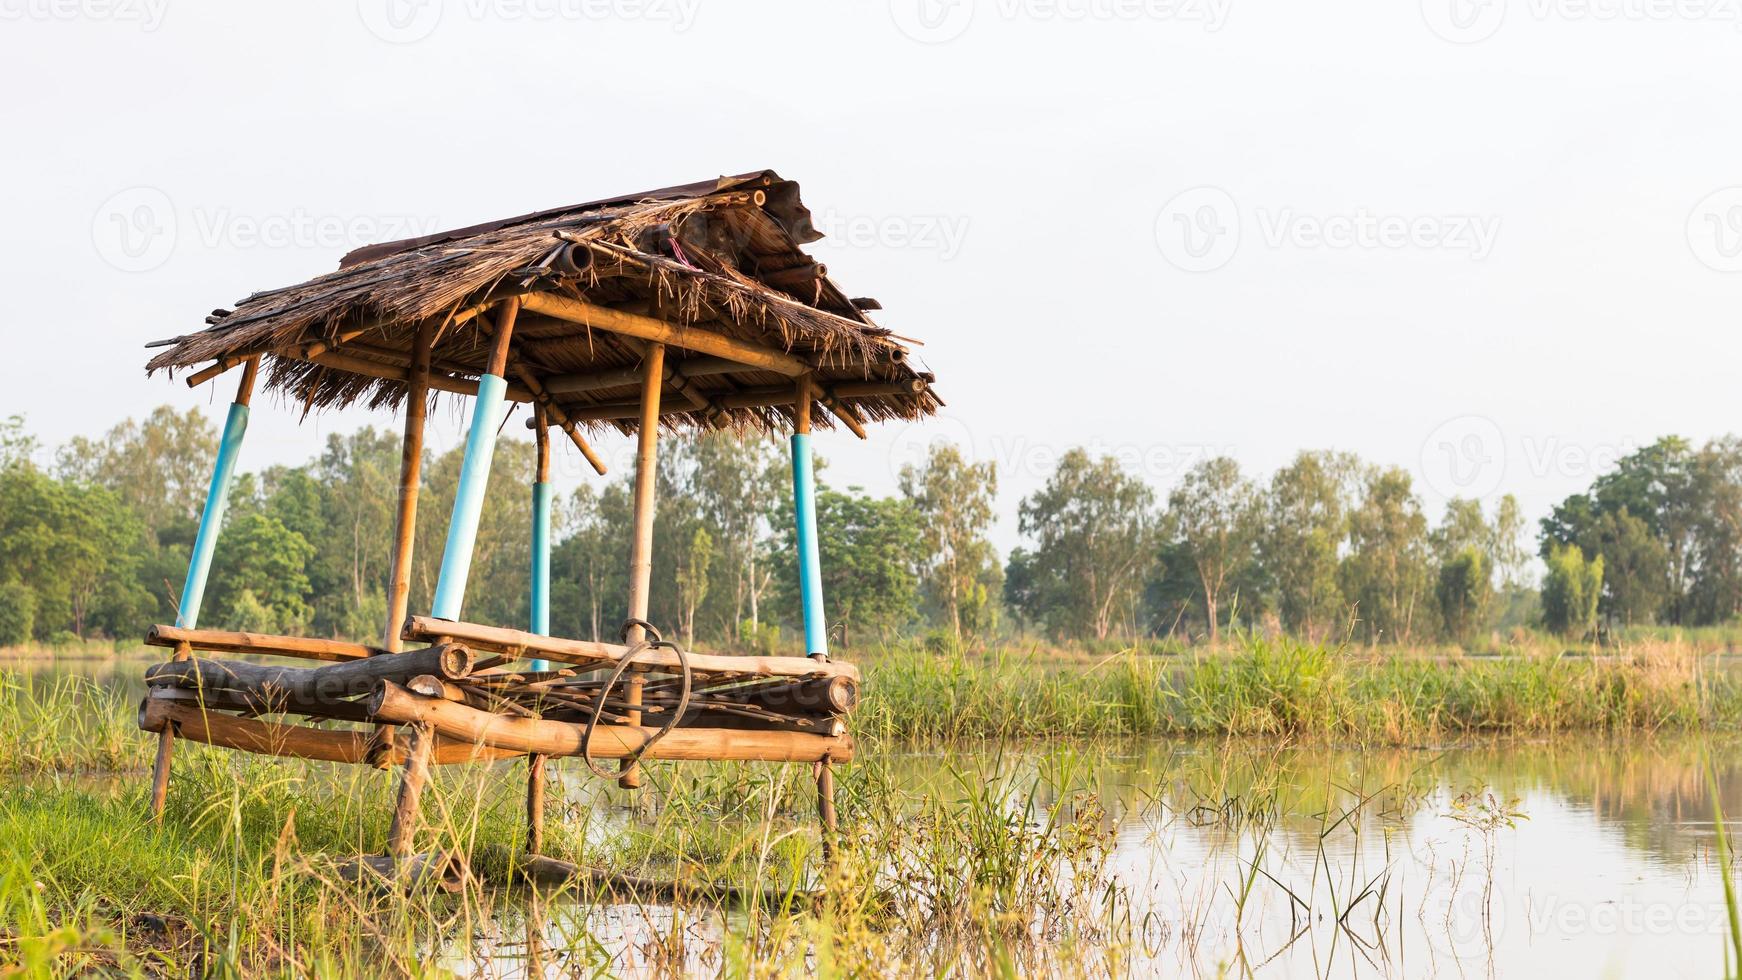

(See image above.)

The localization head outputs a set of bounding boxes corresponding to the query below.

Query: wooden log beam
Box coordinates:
[541,357,745,397]
[145,645,474,702]
[333,851,470,894]
[519,293,811,376]
[538,379,925,424]
[145,624,378,662]
[401,616,859,682]
[295,349,536,402]
[148,685,377,724]
[368,681,856,763]
[514,855,813,907]
[137,698,520,766]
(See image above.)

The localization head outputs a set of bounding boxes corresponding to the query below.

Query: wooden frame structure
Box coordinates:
[137,172,937,878]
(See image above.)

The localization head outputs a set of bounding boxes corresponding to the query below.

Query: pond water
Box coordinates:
[13,657,1742,977]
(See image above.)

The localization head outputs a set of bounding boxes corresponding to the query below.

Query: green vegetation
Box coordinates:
[6,410,1742,655]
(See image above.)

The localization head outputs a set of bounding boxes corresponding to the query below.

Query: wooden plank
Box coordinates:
[137,697,521,766]
[145,624,378,662]
[519,293,811,376]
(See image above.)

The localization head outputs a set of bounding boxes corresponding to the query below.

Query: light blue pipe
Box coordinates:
[431,373,508,620]
[790,433,828,657]
[177,401,249,629]
[529,479,552,671]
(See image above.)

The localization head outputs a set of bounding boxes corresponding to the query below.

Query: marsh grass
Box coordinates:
[859,634,1742,741]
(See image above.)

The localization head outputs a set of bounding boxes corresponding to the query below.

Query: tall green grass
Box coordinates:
[858,635,1742,741]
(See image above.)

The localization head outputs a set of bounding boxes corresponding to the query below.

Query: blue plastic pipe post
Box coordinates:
[791,431,828,658]
[177,374,254,629]
[431,372,509,620]
[529,478,553,671]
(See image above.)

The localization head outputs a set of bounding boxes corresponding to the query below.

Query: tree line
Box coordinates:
[2,408,1737,649]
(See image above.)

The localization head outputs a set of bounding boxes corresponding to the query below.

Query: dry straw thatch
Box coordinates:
[146,171,939,434]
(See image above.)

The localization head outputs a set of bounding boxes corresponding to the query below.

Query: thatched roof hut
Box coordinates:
[146,170,939,435]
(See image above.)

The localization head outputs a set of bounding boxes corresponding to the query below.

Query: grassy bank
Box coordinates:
[5,636,1740,776]
[861,635,1742,741]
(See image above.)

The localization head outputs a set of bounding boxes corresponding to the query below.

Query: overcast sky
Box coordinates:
[3,0,1739,555]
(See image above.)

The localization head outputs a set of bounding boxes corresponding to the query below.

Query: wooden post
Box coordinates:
[526,408,552,851]
[383,322,433,651]
[620,343,664,790]
[815,760,838,866]
[791,379,829,659]
[526,754,547,855]
[387,723,435,858]
[150,359,256,821]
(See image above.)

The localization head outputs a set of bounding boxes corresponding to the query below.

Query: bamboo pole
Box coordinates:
[150,359,257,821]
[384,321,433,651]
[620,343,664,789]
[542,356,743,396]
[369,681,856,762]
[526,409,552,849]
[137,697,521,766]
[539,380,923,424]
[511,362,607,476]
[145,624,377,662]
[519,293,811,376]
[815,761,838,864]
[400,616,860,681]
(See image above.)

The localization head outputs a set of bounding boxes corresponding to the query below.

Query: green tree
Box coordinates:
[57,406,215,536]
[1436,546,1493,644]
[900,443,1001,644]
[778,486,923,647]
[1542,544,1603,638]
[1168,456,1259,642]
[674,525,714,645]
[1340,467,1433,644]
[1012,449,1156,641]
[207,512,315,633]
[686,433,785,634]
[1260,451,1359,641]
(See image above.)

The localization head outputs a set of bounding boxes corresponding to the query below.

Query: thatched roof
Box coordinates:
[146,171,939,435]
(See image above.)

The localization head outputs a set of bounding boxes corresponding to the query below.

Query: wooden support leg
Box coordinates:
[526,754,547,855]
[387,723,435,858]
[147,640,193,821]
[815,760,838,866]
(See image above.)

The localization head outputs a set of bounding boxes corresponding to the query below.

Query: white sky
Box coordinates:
[4,0,1740,555]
